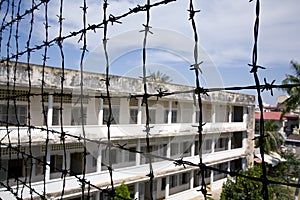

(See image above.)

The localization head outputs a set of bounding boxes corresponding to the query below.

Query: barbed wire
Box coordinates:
[0,0,299,199]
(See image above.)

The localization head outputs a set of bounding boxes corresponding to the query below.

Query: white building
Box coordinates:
[0,61,255,200]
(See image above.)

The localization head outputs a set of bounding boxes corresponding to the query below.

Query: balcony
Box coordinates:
[0,122,247,144]
[0,148,245,199]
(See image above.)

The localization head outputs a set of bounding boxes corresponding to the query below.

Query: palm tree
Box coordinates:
[148,70,172,83]
[255,120,283,154]
[281,60,300,117]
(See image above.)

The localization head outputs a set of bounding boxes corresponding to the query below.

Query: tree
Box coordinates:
[281,60,300,117]
[148,70,172,83]
[255,120,284,154]
[114,182,131,200]
[220,165,293,200]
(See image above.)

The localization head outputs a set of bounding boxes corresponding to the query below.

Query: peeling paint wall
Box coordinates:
[0,61,255,105]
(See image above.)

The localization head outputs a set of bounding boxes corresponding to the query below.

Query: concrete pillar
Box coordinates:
[210,169,214,190]
[242,158,247,171]
[98,99,103,125]
[243,106,248,123]
[212,104,216,123]
[95,191,101,200]
[137,99,142,125]
[65,152,71,172]
[211,137,215,153]
[191,139,195,157]
[136,139,141,166]
[192,104,197,124]
[167,138,171,158]
[228,133,232,150]
[190,170,194,189]
[45,144,51,181]
[229,106,232,123]
[227,161,231,178]
[47,94,53,126]
[134,183,139,200]
[168,101,172,124]
[165,176,170,198]
[97,143,102,172]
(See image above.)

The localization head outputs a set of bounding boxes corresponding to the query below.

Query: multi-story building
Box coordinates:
[0,61,255,200]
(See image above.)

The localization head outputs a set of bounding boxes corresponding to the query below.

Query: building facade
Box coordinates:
[0,62,255,200]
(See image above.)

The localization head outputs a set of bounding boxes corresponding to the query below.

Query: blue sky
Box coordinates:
[1,0,300,105]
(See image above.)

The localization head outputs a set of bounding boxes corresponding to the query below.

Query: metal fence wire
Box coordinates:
[0,0,300,200]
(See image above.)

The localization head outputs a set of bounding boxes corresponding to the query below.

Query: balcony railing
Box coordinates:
[0,122,247,144]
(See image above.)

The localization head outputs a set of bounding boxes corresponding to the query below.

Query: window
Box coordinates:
[71,107,87,125]
[130,109,138,124]
[215,138,228,152]
[204,139,212,153]
[164,110,177,123]
[103,107,119,124]
[149,109,156,124]
[50,155,63,173]
[129,147,136,162]
[233,106,243,122]
[8,159,24,179]
[35,156,45,175]
[70,152,83,175]
[161,177,166,191]
[182,141,190,155]
[180,172,189,184]
[170,175,177,188]
[0,104,27,126]
[158,144,167,157]
[231,132,243,149]
[171,143,179,157]
[204,104,212,123]
[43,106,60,125]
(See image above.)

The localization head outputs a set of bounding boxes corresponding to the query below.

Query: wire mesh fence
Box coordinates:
[0,0,300,199]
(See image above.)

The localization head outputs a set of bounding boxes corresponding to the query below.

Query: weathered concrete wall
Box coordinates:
[0,61,255,105]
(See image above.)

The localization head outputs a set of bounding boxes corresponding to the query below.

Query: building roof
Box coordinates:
[255,111,298,121]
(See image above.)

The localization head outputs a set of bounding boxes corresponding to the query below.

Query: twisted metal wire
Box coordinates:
[0,0,299,200]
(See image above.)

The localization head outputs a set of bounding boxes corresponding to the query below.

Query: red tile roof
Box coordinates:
[255,111,298,120]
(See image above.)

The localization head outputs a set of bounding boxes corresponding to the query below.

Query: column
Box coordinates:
[227,161,231,178]
[96,143,102,172]
[95,192,101,200]
[228,133,232,150]
[47,94,53,126]
[168,101,172,124]
[165,176,170,198]
[98,99,103,125]
[212,104,216,123]
[242,158,247,171]
[211,137,215,153]
[190,139,195,157]
[210,169,214,191]
[137,99,142,125]
[45,144,51,181]
[229,106,232,123]
[134,183,139,200]
[192,103,197,124]
[136,139,141,166]
[190,170,194,189]
[167,138,171,158]
[243,106,248,123]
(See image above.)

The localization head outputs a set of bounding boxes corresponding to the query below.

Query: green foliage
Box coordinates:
[255,120,284,154]
[114,182,131,200]
[281,60,300,118]
[148,70,172,83]
[220,165,293,200]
